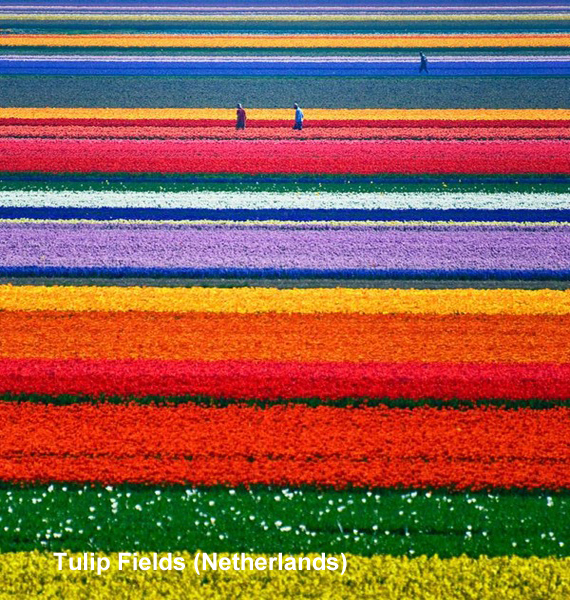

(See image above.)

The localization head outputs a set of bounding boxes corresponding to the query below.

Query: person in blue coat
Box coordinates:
[236,103,247,130]
[419,52,429,74]
[293,103,304,130]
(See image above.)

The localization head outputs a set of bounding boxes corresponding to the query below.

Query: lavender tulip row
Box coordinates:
[1,222,569,277]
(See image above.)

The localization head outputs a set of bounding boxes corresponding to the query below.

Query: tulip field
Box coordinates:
[1,1,570,597]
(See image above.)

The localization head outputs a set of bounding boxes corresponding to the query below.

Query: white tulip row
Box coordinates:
[1,190,569,210]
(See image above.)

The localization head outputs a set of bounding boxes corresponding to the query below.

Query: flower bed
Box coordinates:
[1,4,569,597]
[4,125,570,140]
[2,359,570,402]
[2,138,570,174]
[0,404,568,488]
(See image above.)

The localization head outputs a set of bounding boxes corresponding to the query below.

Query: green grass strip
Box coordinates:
[2,393,569,410]
[4,20,570,34]
[3,75,566,109]
[0,484,567,557]
[0,176,569,195]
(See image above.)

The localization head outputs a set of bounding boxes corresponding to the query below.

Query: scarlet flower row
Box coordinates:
[0,119,568,129]
[2,126,568,141]
[1,359,570,401]
[0,404,568,488]
[1,138,569,174]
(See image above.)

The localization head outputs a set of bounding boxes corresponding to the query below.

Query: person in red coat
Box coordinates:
[236,103,247,130]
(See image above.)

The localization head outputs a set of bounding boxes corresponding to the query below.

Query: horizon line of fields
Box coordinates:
[2,5,569,13]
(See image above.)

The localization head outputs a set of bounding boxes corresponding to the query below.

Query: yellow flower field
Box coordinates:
[2,285,570,315]
[2,107,569,121]
[0,553,568,599]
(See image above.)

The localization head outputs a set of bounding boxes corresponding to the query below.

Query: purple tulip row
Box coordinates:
[1,222,569,272]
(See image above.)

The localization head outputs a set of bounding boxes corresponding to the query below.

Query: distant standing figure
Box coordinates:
[419,52,429,74]
[293,103,304,130]
[236,103,247,130]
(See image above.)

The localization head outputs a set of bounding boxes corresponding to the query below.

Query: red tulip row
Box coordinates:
[0,403,568,488]
[1,119,568,129]
[1,359,569,401]
[1,138,569,174]
[2,126,568,141]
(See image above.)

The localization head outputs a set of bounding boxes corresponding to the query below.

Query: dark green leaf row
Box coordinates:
[4,19,570,34]
[1,394,569,409]
[2,76,567,109]
[0,484,568,557]
[0,177,568,195]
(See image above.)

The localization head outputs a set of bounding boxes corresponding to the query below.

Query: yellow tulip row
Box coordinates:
[2,285,569,315]
[2,107,569,121]
[0,552,568,599]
